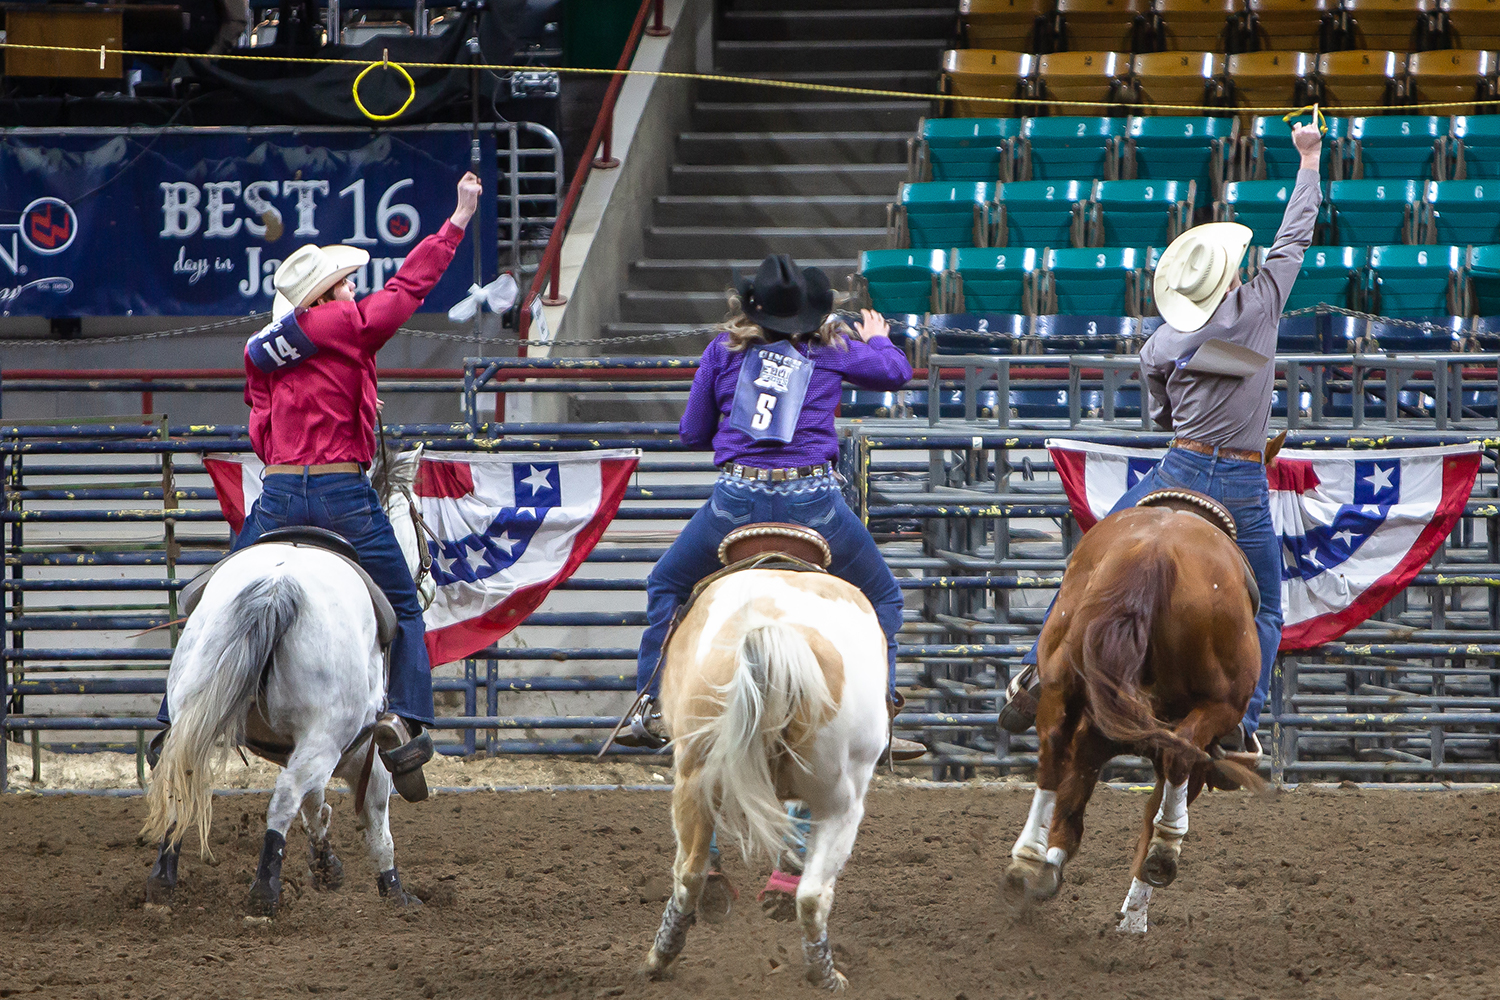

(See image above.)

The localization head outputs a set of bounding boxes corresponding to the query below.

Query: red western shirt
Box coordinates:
[245,220,465,466]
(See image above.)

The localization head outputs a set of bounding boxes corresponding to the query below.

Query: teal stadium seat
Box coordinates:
[1469,245,1500,317]
[1245,116,1346,179]
[995,180,1088,248]
[1342,116,1448,180]
[952,246,1040,314]
[1217,180,1300,248]
[1424,180,1500,245]
[1019,117,1125,181]
[1365,244,1465,319]
[1088,179,1195,247]
[1120,116,1236,200]
[1452,116,1500,180]
[894,182,995,250]
[1286,245,1368,312]
[1328,179,1422,245]
[1041,247,1145,316]
[859,249,946,314]
[915,118,1022,182]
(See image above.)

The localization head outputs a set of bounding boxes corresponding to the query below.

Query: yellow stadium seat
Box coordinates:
[1406,49,1497,116]
[1054,0,1153,53]
[1036,51,1131,115]
[1245,0,1340,51]
[943,50,1037,118]
[1315,49,1407,111]
[1129,51,1228,112]
[1147,0,1241,52]
[1225,51,1317,122]
[962,0,1056,53]
[1436,0,1500,51]
[1339,0,1439,51]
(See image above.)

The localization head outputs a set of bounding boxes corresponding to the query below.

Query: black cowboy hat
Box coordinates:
[734,254,834,336]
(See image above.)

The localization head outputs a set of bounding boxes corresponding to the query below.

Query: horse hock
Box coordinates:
[247,830,287,917]
[1142,779,1189,889]
[1006,789,1064,901]
[643,896,696,979]
[144,837,181,904]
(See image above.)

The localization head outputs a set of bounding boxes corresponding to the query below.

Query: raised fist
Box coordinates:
[1291,122,1322,156]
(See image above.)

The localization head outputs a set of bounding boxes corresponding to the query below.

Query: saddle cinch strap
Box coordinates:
[1136,489,1261,615]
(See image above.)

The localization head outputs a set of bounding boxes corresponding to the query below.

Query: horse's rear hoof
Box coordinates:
[311,844,344,892]
[247,877,281,917]
[144,877,175,906]
[699,871,734,925]
[1142,848,1178,888]
[807,967,849,991]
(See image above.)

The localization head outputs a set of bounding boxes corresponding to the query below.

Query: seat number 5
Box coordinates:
[751,392,777,430]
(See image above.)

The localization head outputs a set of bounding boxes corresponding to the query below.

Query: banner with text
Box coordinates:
[0,127,497,317]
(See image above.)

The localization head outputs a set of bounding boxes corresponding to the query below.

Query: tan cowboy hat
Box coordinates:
[271,244,370,314]
[1152,222,1253,333]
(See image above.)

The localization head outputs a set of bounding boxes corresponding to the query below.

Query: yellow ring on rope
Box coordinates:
[1282,102,1329,135]
[352,58,416,122]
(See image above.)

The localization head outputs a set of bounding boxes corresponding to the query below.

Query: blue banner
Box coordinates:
[0,126,499,317]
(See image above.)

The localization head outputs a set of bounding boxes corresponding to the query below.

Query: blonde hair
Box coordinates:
[722,289,853,352]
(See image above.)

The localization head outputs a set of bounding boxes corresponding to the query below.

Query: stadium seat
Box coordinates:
[1436,0,1500,50]
[1327,178,1422,244]
[1225,52,1317,124]
[926,312,1031,354]
[1365,244,1465,320]
[1469,244,1500,319]
[951,246,1042,314]
[1127,53,1228,120]
[1404,50,1496,118]
[1218,179,1303,246]
[1362,314,1466,352]
[961,0,1056,53]
[1018,116,1125,179]
[1340,116,1449,180]
[1032,313,1139,353]
[913,118,1023,183]
[1451,115,1500,179]
[1040,246,1146,315]
[995,179,1089,246]
[1283,245,1369,312]
[1143,0,1240,52]
[1034,51,1131,115]
[1313,50,1406,110]
[892,182,997,250]
[1337,0,1438,51]
[1243,0,1341,50]
[1423,179,1500,244]
[1119,114,1235,198]
[1275,313,1337,351]
[943,50,1037,118]
[841,389,905,418]
[1052,0,1153,52]
[1242,113,1344,178]
[858,249,947,314]
[1088,179,1196,246]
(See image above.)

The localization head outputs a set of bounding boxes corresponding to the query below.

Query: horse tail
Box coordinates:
[1080,545,1209,763]
[142,573,304,857]
[680,619,835,868]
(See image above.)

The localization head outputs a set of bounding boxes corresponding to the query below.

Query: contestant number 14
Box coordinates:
[338,178,420,247]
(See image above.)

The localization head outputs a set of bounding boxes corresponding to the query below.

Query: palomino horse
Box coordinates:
[640,531,889,990]
[141,447,432,916]
[1004,492,1267,933]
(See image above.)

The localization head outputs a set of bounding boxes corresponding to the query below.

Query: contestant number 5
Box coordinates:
[751,393,777,430]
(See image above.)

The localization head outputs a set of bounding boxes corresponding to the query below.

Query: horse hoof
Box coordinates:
[143,877,175,906]
[312,851,344,892]
[640,954,675,981]
[247,877,281,917]
[808,967,849,991]
[1004,859,1060,902]
[1030,862,1063,901]
[700,872,734,925]
[1116,909,1149,934]
[1142,848,1178,889]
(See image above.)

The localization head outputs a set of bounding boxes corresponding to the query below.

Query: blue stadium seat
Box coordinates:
[1088,179,1195,247]
[1276,314,1334,353]
[1244,115,1346,179]
[951,246,1039,315]
[1365,244,1466,322]
[895,182,996,250]
[1019,117,1125,181]
[995,180,1087,248]
[1362,315,1467,353]
[1041,247,1145,316]
[1452,115,1500,180]
[1328,179,1422,245]
[1469,244,1500,321]
[841,389,904,417]
[879,313,925,350]
[1424,180,1500,245]
[1218,179,1301,248]
[927,312,1028,355]
[1342,116,1449,180]
[916,118,1022,182]
[1076,385,1143,419]
[1121,116,1236,199]
[1032,314,1137,353]
[859,249,946,314]
[1009,387,1071,419]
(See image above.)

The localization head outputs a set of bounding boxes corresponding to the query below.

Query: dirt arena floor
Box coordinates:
[6,765,1500,1000]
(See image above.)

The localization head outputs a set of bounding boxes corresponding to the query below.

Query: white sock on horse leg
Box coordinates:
[1013,788,1056,864]
[1117,877,1153,934]
[1153,779,1189,841]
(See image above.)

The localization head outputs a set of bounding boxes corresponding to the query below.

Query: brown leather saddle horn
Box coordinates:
[717,523,832,568]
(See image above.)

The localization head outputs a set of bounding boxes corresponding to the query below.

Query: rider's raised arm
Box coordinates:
[1240,124,1323,337]
[679,336,728,448]
[837,309,914,390]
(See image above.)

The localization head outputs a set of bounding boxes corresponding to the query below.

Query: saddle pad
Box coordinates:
[717,523,832,568]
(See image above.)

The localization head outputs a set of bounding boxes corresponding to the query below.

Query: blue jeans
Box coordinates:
[1022,447,1282,735]
[636,475,904,699]
[158,471,434,727]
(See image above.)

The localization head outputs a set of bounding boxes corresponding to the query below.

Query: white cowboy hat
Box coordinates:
[1152,222,1253,333]
[271,244,370,315]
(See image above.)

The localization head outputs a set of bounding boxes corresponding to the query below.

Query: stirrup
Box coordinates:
[613,698,668,750]
[998,663,1041,734]
[146,728,168,770]
[374,717,433,803]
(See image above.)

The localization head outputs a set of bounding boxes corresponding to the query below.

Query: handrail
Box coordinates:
[516,0,668,349]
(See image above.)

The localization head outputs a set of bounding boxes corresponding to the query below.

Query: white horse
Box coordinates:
[141,447,433,916]
[641,567,888,990]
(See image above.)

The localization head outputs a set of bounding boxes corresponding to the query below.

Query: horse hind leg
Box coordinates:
[642,779,714,980]
[352,758,418,907]
[299,791,343,891]
[144,829,181,905]
[1141,704,1238,892]
[797,788,865,991]
[248,739,341,917]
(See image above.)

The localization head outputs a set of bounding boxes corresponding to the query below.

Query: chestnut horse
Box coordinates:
[1004,499,1267,933]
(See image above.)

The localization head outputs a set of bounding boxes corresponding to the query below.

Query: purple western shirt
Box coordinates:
[680,331,913,468]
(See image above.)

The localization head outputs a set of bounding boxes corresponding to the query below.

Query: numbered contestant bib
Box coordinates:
[727,339,815,444]
[246,312,320,374]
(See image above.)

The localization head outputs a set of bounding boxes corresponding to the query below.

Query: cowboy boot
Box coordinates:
[998,663,1041,733]
[373,714,433,803]
[888,692,927,762]
[613,695,669,750]
[1216,721,1264,770]
[145,728,169,769]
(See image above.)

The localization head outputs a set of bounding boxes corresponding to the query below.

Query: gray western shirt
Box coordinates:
[1139,168,1323,453]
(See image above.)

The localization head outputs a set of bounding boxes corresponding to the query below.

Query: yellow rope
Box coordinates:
[4,40,1500,116]
[1282,102,1329,134]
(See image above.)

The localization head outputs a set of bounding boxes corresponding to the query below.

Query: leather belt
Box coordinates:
[264,462,362,475]
[1170,437,1264,464]
[720,461,833,483]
